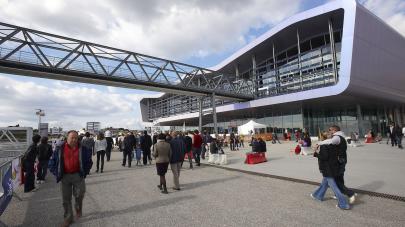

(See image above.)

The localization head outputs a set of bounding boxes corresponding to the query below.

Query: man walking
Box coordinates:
[183,132,193,169]
[318,125,357,204]
[49,131,92,227]
[105,131,114,161]
[141,130,153,165]
[122,131,136,167]
[169,131,185,190]
[192,130,203,166]
[36,136,53,184]
[389,123,397,147]
[394,124,403,149]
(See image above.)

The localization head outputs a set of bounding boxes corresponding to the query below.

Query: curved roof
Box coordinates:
[210,0,355,73]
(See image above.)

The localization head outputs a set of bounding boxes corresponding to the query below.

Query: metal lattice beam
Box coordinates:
[0,22,254,101]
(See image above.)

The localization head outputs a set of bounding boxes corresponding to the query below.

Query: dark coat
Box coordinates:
[258,140,267,152]
[251,141,260,152]
[210,141,219,154]
[124,135,136,152]
[169,137,186,163]
[141,134,153,151]
[48,142,93,183]
[317,144,339,177]
[23,143,38,171]
[106,137,114,150]
[184,136,192,152]
[38,143,53,161]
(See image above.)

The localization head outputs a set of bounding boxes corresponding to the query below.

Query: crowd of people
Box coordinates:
[19,122,405,226]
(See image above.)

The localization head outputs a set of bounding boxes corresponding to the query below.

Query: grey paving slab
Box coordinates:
[203,141,405,197]
[1,151,405,227]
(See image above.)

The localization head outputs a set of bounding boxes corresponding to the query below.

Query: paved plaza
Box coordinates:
[1,144,405,227]
[203,141,405,197]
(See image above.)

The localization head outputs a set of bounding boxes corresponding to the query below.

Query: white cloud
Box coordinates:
[0,74,151,130]
[0,0,302,60]
[360,0,405,36]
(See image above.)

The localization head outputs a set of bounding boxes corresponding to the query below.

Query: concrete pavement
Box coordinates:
[1,150,404,227]
[203,141,405,197]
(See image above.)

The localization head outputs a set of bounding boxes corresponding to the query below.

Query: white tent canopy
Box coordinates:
[237,120,267,135]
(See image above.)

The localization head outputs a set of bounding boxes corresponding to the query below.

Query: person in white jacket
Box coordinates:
[94,132,107,173]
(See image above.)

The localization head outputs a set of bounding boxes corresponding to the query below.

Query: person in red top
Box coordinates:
[49,130,93,227]
[192,130,203,166]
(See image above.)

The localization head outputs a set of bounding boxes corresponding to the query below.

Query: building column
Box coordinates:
[328,18,338,83]
[297,28,303,90]
[272,43,279,94]
[235,64,239,81]
[356,104,363,136]
[198,97,203,133]
[394,106,402,126]
[377,108,382,133]
[212,93,218,134]
[252,55,257,97]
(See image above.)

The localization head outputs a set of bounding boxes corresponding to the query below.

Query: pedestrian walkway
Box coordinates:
[203,141,405,197]
[1,151,405,226]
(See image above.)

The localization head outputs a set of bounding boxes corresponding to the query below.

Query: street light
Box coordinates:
[35,109,45,131]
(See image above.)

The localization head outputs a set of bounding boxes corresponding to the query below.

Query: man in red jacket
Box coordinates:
[192,130,203,166]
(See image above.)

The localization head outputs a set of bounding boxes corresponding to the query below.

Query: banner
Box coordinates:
[0,166,13,216]
[11,158,22,188]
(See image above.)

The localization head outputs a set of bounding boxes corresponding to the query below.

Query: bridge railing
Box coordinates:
[0,22,254,100]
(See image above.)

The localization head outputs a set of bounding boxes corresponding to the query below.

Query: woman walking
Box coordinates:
[153,133,172,194]
[311,132,350,210]
[95,132,107,173]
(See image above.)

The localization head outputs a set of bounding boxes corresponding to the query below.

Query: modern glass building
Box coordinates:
[141,0,405,136]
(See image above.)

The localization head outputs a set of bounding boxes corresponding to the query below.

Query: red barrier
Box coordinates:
[245,152,267,164]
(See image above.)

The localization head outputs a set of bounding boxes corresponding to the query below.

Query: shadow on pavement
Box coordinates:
[180,176,240,191]
[86,177,128,186]
[78,195,196,224]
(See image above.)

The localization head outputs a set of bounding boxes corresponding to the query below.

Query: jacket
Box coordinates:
[95,139,107,152]
[258,140,267,152]
[141,134,153,151]
[37,143,53,161]
[317,144,339,177]
[81,137,95,152]
[251,141,259,152]
[124,135,136,151]
[23,143,38,171]
[153,140,172,163]
[106,137,114,149]
[170,137,185,163]
[193,134,202,148]
[48,142,93,183]
[184,136,192,152]
[210,141,218,154]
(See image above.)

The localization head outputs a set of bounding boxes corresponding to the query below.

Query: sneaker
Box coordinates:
[336,205,350,210]
[310,193,317,201]
[331,196,337,200]
[36,180,40,184]
[161,190,168,194]
[157,185,163,190]
[349,193,358,204]
[172,187,181,191]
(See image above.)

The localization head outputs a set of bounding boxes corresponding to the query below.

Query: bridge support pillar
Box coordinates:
[212,93,217,134]
[199,97,203,133]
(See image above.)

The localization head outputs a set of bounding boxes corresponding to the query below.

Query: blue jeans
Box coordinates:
[312,177,350,209]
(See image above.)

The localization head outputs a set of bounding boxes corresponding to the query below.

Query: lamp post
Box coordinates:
[35,109,45,133]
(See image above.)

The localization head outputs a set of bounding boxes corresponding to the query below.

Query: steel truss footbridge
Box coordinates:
[0,22,254,101]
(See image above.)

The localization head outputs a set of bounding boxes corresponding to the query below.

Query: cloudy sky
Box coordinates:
[0,0,404,130]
